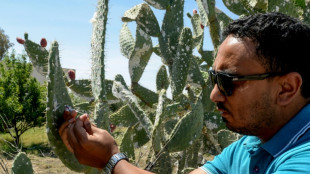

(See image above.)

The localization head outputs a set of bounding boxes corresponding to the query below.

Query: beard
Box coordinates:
[224,92,276,136]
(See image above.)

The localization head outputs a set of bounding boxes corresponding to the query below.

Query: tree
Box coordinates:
[0,28,13,60]
[0,52,46,146]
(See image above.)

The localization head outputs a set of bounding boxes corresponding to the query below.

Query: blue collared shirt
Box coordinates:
[201,104,310,174]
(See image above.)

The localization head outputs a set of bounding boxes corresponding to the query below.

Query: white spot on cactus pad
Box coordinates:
[129,43,151,76]
[205,121,218,130]
[137,125,143,131]
[275,6,279,12]
[201,0,209,14]
[162,31,166,37]
[138,28,148,39]
[145,0,162,9]
[53,99,58,111]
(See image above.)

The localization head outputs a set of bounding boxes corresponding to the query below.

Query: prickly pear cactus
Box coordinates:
[90,0,111,129]
[21,1,111,173]
[17,33,49,77]
[11,152,34,174]
[222,0,310,26]
[46,41,97,173]
[44,0,111,172]
[116,0,235,172]
[22,0,310,173]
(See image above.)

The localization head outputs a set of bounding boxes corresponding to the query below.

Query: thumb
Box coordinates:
[76,114,94,135]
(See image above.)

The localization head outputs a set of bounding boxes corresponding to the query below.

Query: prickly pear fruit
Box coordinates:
[110,124,116,132]
[200,24,204,29]
[68,70,76,80]
[16,37,25,44]
[193,9,197,14]
[40,38,47,47]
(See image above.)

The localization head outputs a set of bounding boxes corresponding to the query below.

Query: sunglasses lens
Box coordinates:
[217,73,234,96]
[208,71,234,96]
[208,71,216,87]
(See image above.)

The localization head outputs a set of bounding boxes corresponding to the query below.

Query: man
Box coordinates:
[60,12,310,173]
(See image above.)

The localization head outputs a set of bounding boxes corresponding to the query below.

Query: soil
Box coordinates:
[4,154,79,174]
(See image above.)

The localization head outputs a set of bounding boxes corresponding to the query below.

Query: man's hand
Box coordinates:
[59,106,77,153]
[59,110,119,169]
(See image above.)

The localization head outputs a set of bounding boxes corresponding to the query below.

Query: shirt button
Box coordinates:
[254,166,259,173]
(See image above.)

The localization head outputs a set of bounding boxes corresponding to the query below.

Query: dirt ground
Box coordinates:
[3,154,80,174]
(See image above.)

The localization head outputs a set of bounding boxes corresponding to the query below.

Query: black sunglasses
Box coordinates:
[208,70,282,96]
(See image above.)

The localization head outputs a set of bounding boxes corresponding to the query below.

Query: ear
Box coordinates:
[277,72,302,106]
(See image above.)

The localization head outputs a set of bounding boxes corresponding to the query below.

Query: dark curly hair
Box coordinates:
[223,12,310,98]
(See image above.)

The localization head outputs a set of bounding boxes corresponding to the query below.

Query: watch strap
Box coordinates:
[103,152,128,174]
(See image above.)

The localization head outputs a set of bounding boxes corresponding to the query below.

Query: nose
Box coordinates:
[210,84,226,103]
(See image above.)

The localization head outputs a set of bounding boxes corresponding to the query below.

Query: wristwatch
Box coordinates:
[103,152,129,174]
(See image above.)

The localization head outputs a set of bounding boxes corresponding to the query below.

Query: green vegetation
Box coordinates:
[0,52,46,147]
[0,28,13,60]
[13,0,310,173]
[0,126,49,157]
[11,152,34,174]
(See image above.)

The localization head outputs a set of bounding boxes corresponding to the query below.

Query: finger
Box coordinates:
[67,122,81,152]
[79,114,93,135]
[73,116,89,143]
[61,127,74,153]
[59,118,76,136]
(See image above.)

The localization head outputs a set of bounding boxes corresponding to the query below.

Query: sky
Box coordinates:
[0,0,238,91]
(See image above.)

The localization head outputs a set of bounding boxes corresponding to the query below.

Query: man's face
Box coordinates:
[210,35,278,137]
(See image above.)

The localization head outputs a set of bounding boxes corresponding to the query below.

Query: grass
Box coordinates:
[0,126,51,157]
[0,125,214,173]
[21,126,48,147]
[0,125,80,173]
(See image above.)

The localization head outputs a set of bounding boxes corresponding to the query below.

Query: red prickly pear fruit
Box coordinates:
[16,37,25,44]
[110,124,116,132]
[193,9,197,15]
[40,38,47,47]
[200,24,204,29]
[68,70,76,80]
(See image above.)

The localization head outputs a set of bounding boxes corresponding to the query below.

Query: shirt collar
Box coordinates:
[262,104,310,158]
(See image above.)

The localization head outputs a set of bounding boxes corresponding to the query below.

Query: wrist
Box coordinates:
[103,152,128,174]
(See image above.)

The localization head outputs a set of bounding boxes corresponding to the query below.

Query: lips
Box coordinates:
[216,102,231,122]
[216,103,229,113]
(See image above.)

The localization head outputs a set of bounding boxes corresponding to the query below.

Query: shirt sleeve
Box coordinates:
[200,136,247,174]
[200,149,229,174]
